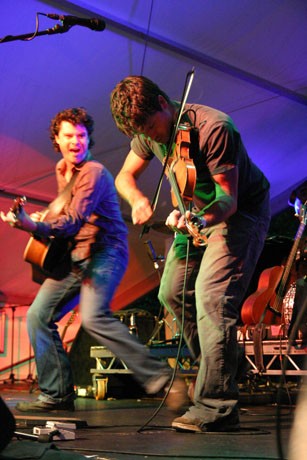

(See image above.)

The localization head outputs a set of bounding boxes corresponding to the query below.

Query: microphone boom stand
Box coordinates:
[0,24,71,44]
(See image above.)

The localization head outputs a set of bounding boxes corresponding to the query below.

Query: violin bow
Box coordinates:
[140,68,195,239]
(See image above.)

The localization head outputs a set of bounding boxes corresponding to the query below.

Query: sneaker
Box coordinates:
[172,411,240,433]
[164,377,188,411]
[15,399,75,413]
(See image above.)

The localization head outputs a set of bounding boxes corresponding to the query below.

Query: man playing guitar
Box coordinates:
[1,107,183,412]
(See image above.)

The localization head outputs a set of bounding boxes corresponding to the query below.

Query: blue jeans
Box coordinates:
[27,243,170,403]
[158,197,271,424]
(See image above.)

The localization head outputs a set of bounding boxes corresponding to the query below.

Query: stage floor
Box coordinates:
[0,383,298,460]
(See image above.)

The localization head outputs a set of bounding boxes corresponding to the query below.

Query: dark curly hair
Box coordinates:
[49,107,95,153]
[110,76,170,137]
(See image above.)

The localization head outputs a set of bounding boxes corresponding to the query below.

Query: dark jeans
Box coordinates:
[159,197,271,424]
[27,244,170,403]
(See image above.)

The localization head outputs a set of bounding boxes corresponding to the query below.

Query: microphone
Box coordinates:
[144,240,158,263]
[46,14,105,31]
[144,240,163,270]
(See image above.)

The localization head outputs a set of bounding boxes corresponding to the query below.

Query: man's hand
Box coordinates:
[165,209,187,234]
[131,196,153,225]
[1,210,18,227]
[165,210,207,235]
[1,207,37,233]
[30,211,44,222]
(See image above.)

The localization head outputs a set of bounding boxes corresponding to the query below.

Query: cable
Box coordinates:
[275,292,307,460]
[140,0,154,75]
[21,12,40,41]
[137,236,192,432]
[60,445,283,459]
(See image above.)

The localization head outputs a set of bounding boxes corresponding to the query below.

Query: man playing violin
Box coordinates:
[110,75,271,432]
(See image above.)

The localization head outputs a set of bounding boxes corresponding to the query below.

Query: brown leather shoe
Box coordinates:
[172,411,240,432]
[164,377,188,411]
[15,399,75,413]
[187,379,196,402]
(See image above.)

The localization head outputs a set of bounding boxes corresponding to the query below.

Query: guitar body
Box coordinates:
[241,202,307,326]
[24,235,71,281]
[19,205,73,283]
[24,236,51,271]
[241,265,284,325]
[9,194,76,284]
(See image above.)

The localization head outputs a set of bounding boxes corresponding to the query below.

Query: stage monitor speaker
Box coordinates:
[0,397,15,452]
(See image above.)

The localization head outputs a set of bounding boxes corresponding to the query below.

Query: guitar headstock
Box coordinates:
[10,196,27,220]
[300,201,307,225]
[295,199,307,226]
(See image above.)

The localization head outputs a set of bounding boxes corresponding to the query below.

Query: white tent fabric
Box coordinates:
[0,0,306,307]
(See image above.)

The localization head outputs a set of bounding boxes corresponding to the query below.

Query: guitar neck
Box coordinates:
[272,221,305,312]
[167,165,187,216]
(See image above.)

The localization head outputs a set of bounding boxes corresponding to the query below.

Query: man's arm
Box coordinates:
[0,207,37,233]
[166,166,238,231]
[115,149,153,225]
[202,166,238,225]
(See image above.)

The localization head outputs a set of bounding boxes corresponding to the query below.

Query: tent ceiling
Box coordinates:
[0,0,306,306]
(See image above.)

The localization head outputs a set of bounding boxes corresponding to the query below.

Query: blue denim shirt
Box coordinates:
[35,153,128,261]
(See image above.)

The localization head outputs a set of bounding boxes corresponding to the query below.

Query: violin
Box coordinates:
[142,69,207,247]
[165,123,207,247]
[168,124,196,207]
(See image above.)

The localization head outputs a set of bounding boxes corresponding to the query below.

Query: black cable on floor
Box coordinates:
[137,237,192,433]
[275,295,307,460]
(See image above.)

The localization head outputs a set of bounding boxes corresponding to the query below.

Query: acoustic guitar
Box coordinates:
[10,196,72,283]
[241,201,307,326]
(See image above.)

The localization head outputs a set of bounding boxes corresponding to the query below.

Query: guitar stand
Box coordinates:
[2,305,19,385]
[1,305,37,389]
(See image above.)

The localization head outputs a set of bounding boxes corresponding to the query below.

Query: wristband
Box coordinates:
[199,216,207,229]
[191,215,207,230]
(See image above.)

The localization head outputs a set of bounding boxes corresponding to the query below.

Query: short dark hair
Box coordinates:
[110,76,170,137]
[49,107,95,153]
